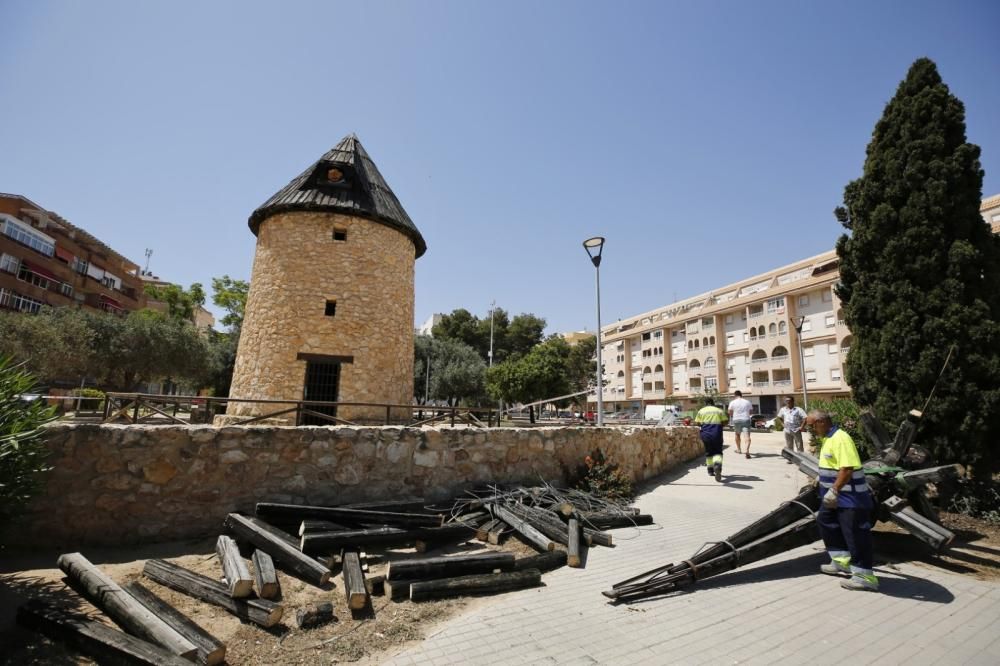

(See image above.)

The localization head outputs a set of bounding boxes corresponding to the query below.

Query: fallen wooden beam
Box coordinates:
[567,518,582,568]
[256,502,444,528]
[17,600,192,666]
[409,569,542,601]
[476,518,500,542]
[123,582,226,666]
[216,535,253,598]
[505,504,569,545]
[56,553,197,660]
[300,524,471,555]
[299,519,348,536]
[251,550,281,600]
[385,578,418,602]
[490,504,554,552]
[511,550,567,573]
[142,559,283,628]
[487,521,508,545]
[341,550,369,610]
[578,513,654,529]
[387,552,515,581]
[225,513,330,587]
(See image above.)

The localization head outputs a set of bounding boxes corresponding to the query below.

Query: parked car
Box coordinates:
[750,414,775,429]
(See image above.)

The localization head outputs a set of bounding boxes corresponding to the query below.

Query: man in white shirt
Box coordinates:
[778,396,808,456]
[727,390,754,458]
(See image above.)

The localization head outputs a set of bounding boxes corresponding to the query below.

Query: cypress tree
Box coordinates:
[835,58,1000,476]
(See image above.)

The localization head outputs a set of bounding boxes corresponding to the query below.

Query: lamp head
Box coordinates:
[793,315,806,332]
[583,236,606,267]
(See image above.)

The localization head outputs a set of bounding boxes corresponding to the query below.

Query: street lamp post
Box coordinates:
[793,315,809,411]
[583,237,606,426]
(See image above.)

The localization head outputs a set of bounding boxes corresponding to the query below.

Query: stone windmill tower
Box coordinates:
[225,135,426,425]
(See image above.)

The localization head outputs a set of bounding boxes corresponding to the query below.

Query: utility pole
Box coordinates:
[143,248,153,275]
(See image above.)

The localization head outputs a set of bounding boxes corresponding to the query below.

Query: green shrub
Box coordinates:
[0,356,56,530]
[574,449,633,500]
[70,387,105,411]
[806,398,872,459]
[947,480,1000,525]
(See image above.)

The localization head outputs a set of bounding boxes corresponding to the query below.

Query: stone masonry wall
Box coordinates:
[17,424,702,547]
[228,211,416,423]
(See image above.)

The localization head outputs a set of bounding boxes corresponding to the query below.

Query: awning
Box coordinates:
[54,246,75,263]
[23,261,62,283]
[100,294,122,307]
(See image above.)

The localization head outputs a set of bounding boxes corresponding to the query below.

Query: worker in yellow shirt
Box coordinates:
[694,398,728,482]
[805,409,878,592]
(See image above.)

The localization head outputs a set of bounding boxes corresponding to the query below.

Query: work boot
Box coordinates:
[841,575,879,592]
[714,463,722,482]
[707,465,715,477]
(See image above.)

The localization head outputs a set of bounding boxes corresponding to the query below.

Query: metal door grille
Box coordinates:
[303,361,340,425]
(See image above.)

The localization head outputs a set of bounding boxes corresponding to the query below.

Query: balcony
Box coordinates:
[773,379,792,387]
[753,381,770,387]
[771,354,790,364]
[748,311,764,319]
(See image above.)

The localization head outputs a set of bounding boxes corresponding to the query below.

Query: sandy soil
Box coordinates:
[874,511,1000,582]
[0,532,539,665]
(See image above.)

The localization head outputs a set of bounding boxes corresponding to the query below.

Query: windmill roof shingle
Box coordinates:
[249,134,426,257]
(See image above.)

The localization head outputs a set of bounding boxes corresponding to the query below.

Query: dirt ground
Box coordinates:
[874,511,1000,582]
[0,534,538,665]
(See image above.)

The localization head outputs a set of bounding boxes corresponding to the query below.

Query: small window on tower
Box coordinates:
[325,300,337,317]
[327,167,345,183]
[333,227,347,241]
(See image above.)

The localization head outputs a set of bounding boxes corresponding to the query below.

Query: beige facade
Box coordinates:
[597,194,1000,416]
[596,250,848,415]
[228,211,415,422]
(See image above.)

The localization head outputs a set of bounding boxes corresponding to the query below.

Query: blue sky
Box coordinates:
[2,1,998,334]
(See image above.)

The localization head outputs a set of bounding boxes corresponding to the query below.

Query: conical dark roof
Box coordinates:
[249,135,426,257]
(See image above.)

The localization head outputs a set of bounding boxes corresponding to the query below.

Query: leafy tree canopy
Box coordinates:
[144,282,205,322]
[211,275,249,332]
[432,307,546,364]
[414,335,487,406]
[835,58,1000,475]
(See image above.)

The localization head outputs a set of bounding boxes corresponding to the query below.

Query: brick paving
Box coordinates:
[385,431,1000,665]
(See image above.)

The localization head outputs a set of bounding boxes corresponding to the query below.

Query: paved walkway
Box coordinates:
[386,431,1000,665]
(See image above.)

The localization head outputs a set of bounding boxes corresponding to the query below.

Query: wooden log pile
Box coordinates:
[18,485,656,662]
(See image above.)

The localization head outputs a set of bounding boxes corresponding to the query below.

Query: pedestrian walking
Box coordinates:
[777,396,807,459]
[695,398,728,482]
[805,410,879,592]
[727,390,754,458]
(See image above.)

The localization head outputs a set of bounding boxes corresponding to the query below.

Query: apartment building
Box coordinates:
[594,194,1000,416]
[0,193,147,315]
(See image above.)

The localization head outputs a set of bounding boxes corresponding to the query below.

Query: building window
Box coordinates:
[799,295,809,306]
[325,300,337,316]
[803,345,814,357]
[743,331,749,343]
[822,290,833,302]
[727,334,735,345]
[828,343,838,354]
[766,297,785,313]
[0,253,19,274]
[60,283,73,297]
[654,330,662,339]
[805,370,817,382]
[831,368,842,381]
[825,314,836,327]
[0,288,43,313]
[642,332,651,341]
[705,377,718,390]
[72,257,89,274]
[0,216,56,257]
[725,314,733,324]
[333,228,347,241]
[17,265,50,290]
[801,318,812,332]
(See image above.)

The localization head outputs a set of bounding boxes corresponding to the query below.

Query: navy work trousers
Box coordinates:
[816,506,874,570]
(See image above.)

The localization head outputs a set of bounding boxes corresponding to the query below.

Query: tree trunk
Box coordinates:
[57,553,197,660]
[142,559,283,628]
[17,600,192,666]
[409,569,542,602]
[123,582,226,666]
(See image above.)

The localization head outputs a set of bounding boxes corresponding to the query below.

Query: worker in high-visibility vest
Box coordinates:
[694,398,728,482]
[805,409,879,592]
